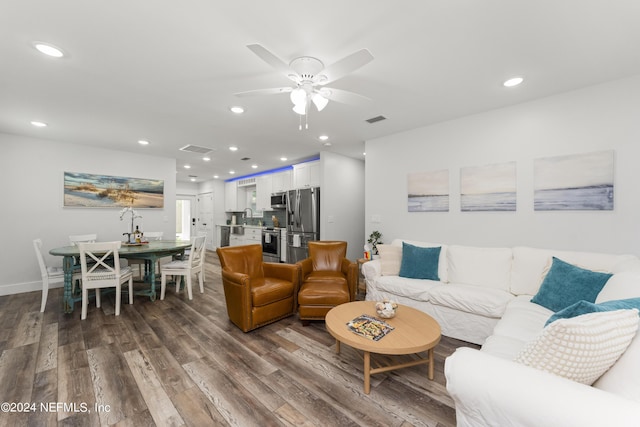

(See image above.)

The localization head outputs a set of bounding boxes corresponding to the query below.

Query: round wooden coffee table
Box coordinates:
[325,301,441,394]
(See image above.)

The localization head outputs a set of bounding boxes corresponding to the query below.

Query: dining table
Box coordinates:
[50,239,192,313]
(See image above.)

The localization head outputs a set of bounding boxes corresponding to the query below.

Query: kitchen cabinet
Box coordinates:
[224,181,247,212]
[256,175,272,212]
[292,161,320,189]
[271,170,292,193]
[229,234,243,247]
[244,227,262,244]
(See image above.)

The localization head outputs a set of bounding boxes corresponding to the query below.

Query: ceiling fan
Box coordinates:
[235,44,374,121]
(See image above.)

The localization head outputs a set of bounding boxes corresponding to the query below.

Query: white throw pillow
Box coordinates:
[377,244,402,276]
[514,309,639,385]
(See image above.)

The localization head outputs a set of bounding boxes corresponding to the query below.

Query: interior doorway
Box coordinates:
[176,195,195,240]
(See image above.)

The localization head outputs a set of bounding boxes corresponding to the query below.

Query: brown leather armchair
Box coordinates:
[297,241,358,324]
[216,244,300,332]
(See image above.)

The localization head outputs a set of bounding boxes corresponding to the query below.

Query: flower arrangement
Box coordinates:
[119,207,142,236]
[375,298,398,319]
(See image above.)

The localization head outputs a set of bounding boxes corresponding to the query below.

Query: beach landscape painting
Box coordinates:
[64,172,164,208]
[461,162,516,211]
[408,169,449,212]
[534,150,614,211]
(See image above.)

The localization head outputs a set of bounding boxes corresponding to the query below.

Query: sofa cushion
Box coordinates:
[447,245,512,291]
[489,296,552,344]
[374,275,439,301]
[531,257,612,312]
[429,283,514,318]
[511,246,640,296]
[377,244,402,276]
[596,271,640,303]
[593,323,640,402]
[546,298,640,326]
[514,309,639,385]
[399,242,440,280]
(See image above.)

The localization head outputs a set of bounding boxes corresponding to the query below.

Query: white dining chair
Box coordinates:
[128,231,164,279]
[69,233,98,245]
[33,238,82,312]
[174,232,207,280]
[77,241,133,320]
[160,235,206,300]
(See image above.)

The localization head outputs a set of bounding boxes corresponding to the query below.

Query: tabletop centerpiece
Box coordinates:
[120,206,143,243]
[375,298,398,318]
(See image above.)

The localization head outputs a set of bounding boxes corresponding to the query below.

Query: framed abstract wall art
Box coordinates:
[407,169,449,212]
[64,172,164,208]
[534,150,614,211]
[460,162,517,211]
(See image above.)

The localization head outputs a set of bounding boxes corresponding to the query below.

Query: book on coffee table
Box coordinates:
[346,314,395,341]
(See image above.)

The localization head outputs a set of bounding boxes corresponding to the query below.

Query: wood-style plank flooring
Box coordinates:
[0,252,478,426]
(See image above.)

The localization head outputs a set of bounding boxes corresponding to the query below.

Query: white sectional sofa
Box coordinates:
[362,239,640,426]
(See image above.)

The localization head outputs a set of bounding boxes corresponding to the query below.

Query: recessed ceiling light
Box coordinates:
[138,139,150,145]
[363,152,366,156]
[318,135,329,141]
[251,164,258,169]
[280,157,288,161]
[229,146,238,152]
[190,177,196,182]
[323,142,332,147]
[229,170,235,175]
[230,106,244,114]
[503,77,524,87]
[203,156,211,161]
[213,175,219,179]
[184,164,191,169]
[30,121,47,127]
[33,42,65,58]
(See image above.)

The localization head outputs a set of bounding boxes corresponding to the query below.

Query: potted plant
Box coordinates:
[367,230,383,256]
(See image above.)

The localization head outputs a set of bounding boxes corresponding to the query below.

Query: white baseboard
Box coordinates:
[0,281,62,297]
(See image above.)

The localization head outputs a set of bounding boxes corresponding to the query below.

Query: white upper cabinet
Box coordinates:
[271,170,292,193]
[225,181,247,212]
[256,174,272,212]
[292,161,320,189]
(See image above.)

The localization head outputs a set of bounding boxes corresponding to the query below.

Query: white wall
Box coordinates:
[365,75,640,255]
[0,133,177,295]
[320,151,365,260]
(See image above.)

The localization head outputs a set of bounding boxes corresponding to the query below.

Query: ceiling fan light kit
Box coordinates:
[236,44,374,128]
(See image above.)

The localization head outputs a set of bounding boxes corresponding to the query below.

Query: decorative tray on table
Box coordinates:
[122,241,149,246]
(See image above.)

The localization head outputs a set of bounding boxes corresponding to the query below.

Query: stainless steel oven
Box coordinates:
[262,228,281,263]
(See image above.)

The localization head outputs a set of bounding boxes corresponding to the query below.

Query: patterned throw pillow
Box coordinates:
[377,244,402,276]
[514,309,639,385]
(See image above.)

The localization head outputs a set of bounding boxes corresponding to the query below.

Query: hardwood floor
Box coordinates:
[0,252,478,426]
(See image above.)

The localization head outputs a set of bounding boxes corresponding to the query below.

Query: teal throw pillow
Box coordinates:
[531,257,613,312]
[399,242,440,280]
[546,298,640,326]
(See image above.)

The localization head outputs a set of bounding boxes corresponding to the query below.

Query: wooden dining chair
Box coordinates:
[160,235,206,300]
[77,241,133,320]
[33,238,82,312]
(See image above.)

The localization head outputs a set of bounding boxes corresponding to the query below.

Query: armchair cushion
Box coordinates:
[297,241,357,321]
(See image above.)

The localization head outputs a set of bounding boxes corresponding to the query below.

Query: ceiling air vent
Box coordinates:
[179,144,214,154]
[366,115,387,124]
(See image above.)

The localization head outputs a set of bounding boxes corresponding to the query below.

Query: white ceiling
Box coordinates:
[2,1,640,183]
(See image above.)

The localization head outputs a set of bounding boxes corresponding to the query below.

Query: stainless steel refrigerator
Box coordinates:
[286,187,320,264]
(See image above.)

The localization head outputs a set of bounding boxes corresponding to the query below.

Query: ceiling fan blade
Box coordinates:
[234,87,293,97]
[318,49,374,85]
[318,87,371,105]
[246,44,298,82]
